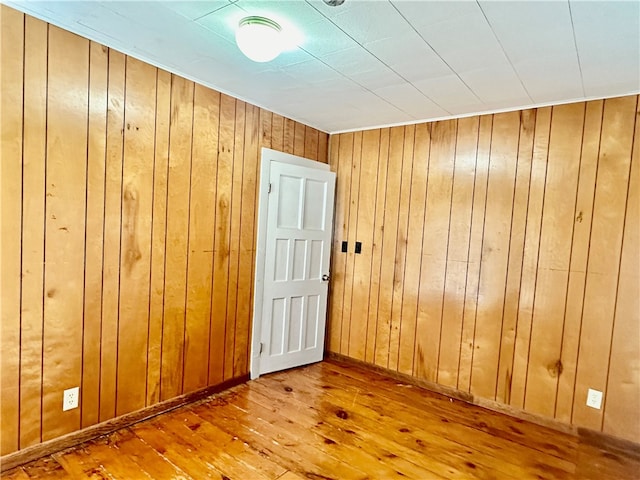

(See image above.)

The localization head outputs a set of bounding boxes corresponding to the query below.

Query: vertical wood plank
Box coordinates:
[42,25,88,440]
[160,75,193,400]
[470,111,519,400]
[437,117,479,387]
[116,57,156,416]
[341,131,363,354]
[524,103,585,417]
[495,110,536,403]
[555,101,603,423]
[375,127,405,368]
[325,135,346,352]
[81,41,108,429]
[146,69,171,406]
[283,117,295,154]
[183,85,219,393]
[318,132,329,164]
[304,125,319,161]
[293,121,305,157]
[458,115,492,392]
[234,103,259,376]
[270,113,283,152]
[603,107,639,442]
[224,101,245,381]
[397,124,431,374]
[259,108,272,150]
[509,108,552,407]
[100,50,125,422]
[365,129,390,364]
[325,135,344,352]
[329,134,353,352]
[19,14,47,449]
[0,4,24,456]
[347,129,380,360]
[414,120,456,381]
[572,96,636,430]
[209,94,235,385]
[388,125,415,371]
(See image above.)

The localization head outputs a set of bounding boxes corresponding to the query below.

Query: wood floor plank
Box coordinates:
[260,374,556,479]
[158,409,285,480]
[3,360,637,480]
[190,395,369,480]
[0,468,31,480]
[132,418,229,479]
[20,457,71,479]
[135,419,245,479]
[77,437,151,480]
[290,364,575,478]
[109,429,191,479]
[317,359,578,461]
[231,387,410,479]
[245,379,450,479]
[52,447,111,479]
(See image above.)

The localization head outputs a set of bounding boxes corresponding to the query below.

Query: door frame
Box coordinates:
[250,147,331,379]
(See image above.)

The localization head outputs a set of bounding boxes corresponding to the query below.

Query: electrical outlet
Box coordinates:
[586,388,603,409]
[63,387,79,411]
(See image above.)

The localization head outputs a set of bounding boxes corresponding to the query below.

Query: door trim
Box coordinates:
[250,148,330,379]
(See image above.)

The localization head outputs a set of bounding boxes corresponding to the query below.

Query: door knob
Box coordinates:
[322,274,330,281]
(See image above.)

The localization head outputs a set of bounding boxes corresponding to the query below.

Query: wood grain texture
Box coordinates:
[602,103,639,441]
[4,360,638,479]
[375,127,405,368]
[0,6,329,457]
[42,24,88,441]
[571,96,637,431]
[116,56,156,416]
[342,131,362,355]
[348,129,380,361]
[524,103,584,417]
[0,4,25,457]
[100,48,125,423]
[438,117,479,387]
[183,84,219,393]
[19,15,47,450]
[328,96,640,443]
[82,41,108,430]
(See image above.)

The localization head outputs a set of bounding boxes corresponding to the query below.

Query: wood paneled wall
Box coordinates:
[328,95,639,443]
[0,6,328,456]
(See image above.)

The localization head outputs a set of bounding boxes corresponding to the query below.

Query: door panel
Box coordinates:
[260,160,335,375]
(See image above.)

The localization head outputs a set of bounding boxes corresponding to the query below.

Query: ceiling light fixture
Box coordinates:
[236,16,283,63]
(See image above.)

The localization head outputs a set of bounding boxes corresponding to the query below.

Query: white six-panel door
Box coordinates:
[258,160,335,375]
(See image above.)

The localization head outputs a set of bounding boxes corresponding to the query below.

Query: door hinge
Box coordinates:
[259,342,264,355]
[268,183,272,194]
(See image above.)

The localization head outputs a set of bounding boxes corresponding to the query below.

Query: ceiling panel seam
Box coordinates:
[567,0,587,98]
[304,0,453,116]
[389,0,483,105]
[474,0,534,103]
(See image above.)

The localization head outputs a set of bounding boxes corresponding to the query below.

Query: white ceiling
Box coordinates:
[5,0,640,133]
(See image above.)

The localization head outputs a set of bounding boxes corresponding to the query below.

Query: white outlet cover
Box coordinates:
[63,386,80,411]
[586,388,603,409]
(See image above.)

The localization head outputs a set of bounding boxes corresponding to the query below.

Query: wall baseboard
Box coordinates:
[0,375,249,473]
[325,351,640,457]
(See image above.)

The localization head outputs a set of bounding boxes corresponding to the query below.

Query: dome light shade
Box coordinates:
[236,16,282,62]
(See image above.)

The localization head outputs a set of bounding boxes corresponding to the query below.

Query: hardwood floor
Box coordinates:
[3,359,639,479]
